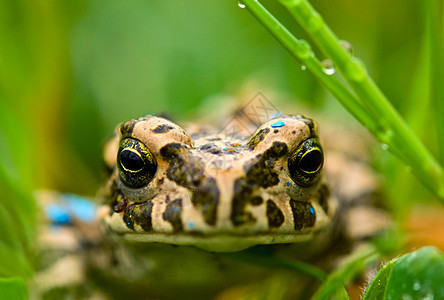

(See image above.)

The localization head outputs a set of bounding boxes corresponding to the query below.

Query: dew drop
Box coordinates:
[238,1,246,8]
[301,65,307,71]
[321,59,336,75]
[381,130,394,144]
[340,40,354,55]
[381,144,389,150]
[413,280,421,291]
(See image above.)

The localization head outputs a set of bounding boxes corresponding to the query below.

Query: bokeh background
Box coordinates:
[0,0,440,281]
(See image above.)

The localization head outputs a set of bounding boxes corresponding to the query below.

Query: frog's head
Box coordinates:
[100,115,335,252]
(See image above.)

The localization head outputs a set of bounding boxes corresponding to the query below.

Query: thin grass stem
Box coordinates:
[239,0,444,200]
[279,0,444,200]
[425,0,444,164]
[240,0,381,142]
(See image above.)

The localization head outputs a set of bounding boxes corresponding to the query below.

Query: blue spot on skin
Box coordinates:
[45,194,97,226]
[271,120,285,128]
[309,207,315,215]
[63,194,97,222]
[46,204,72,225]
[174,207,179,212]
[188,222,194,228]
[286,182,290,187]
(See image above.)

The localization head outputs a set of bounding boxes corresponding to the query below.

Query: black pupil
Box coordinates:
[299,150,323,173]
[120,150,144,171]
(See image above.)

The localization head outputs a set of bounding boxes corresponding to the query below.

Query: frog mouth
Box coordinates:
[100,202,333,253]
[121,231,324,252]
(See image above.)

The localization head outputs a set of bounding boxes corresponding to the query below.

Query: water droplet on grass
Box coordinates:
[413,280,421,291]
[321,59,335,75]
[382,130,393,143]
[301,65,307,70]
[340,40,354,55]
[381,144,389,150]
[238,1,246,8]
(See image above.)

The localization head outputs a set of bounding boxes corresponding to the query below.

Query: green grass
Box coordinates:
[425,0,444,164]
[240,0,444,202]
[0,0,442,298]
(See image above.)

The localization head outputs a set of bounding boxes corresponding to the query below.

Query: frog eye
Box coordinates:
[117,138,157,188]
[288,138,324,186]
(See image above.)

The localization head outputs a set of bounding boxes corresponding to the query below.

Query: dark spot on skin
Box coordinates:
[192,178,219,226]
[160,143,204,187]
[247,128,270,150]
[231,178,257,226]
[290,199,316,230]
[231,142,288,226]
[163,198,183,232]
[317,184,330,214]
[244,142,288,188]
[106,178,128,214]
[119,116,152,137]
[292,131,296,134]
[250,196,263,206]
[119,120,137,136]
[152,124,174,134]
[266,200,285,228]
[113,196,127,213]
[200,143,214,150]
[160,143,219,225]
[274,129,279,134]
[124,201,154,232]
[199,143,221,154]
[300,118,315,136]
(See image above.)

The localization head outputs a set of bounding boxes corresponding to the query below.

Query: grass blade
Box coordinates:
[425,0,444,164]
[239,0,444,200]
[278,0,444,200]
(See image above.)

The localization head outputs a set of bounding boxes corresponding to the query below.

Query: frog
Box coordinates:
[99,114,335,253]
[33,110,390,299]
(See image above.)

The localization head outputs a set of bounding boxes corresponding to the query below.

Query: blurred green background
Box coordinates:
[0,0,427,194]
[0,0,437,280]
